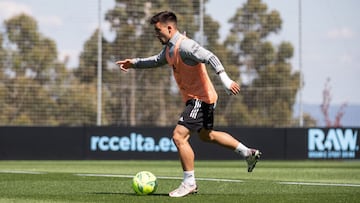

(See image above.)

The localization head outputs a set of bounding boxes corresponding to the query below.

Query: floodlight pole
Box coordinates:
[199,0,204,46]
[97,0,102,126]
[298,0,304,127]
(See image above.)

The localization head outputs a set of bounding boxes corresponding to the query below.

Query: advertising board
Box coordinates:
[0,127,358,160]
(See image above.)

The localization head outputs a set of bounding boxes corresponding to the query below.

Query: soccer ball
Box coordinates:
[132,171,158,195]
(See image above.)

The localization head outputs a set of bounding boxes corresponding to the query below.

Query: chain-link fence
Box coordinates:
[0,0,307,127]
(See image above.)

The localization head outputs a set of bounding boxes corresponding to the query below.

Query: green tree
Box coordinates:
[100,0,248,126]
[0,33,6,81]
[104,0,152,126]
[225,0,300,126]
[55,81,97,126]
[200,13,245,126]
[0,35,8,124]
[75,29,110,84]
[1,13,96,126]
[1,14,60,125]
[2,77,57,125]
[103,0,204,126]
[4,14,57,84]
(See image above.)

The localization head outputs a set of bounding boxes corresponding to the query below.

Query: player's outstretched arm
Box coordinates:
[185,42,240,95]
[116,59,135,72]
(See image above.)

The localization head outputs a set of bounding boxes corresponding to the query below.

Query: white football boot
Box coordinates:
[169,182,198,197]
[246,149,261,172]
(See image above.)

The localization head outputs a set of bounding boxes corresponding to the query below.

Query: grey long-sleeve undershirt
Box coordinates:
[133,31,225,74]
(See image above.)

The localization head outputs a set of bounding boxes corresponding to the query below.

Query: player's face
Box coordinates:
[153,22,171,45]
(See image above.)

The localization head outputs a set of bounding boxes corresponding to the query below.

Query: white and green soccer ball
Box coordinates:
[132,171,158,195]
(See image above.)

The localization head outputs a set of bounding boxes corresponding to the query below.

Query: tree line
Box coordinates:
[0,0,316,127]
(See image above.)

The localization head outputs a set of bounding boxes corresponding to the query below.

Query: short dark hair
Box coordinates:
[150,11,177,26]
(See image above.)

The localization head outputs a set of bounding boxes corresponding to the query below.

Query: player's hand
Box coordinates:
[229,82,240,95]
[116,59,134,72]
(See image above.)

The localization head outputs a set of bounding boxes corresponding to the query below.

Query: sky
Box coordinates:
[0,0,359,106]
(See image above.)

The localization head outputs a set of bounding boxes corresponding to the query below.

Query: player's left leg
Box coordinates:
[169,124,198,197]
[172,124,194,171]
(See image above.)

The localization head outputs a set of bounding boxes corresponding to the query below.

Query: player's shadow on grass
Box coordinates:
[89,192,169,196]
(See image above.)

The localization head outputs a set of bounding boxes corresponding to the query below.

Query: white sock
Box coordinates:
[183,170,196,186]
[234,142,250,157]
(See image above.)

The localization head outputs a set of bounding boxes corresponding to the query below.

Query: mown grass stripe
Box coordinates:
[1,170,359,188]
[75,173,243,182]
[0,170,46,174]
[279,181,360,187]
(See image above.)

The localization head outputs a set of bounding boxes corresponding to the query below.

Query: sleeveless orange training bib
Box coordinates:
[165,35,217,104]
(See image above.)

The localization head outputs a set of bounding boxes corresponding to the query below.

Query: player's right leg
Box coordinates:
[246,149,261,172]
[199,129,262,172]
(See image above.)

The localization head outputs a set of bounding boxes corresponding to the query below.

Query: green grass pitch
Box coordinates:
[0,160,359,202]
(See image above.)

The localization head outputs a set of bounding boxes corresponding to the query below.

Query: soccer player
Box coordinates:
[116,11,261,197]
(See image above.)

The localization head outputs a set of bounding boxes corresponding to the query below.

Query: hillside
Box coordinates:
[293,103,360,127]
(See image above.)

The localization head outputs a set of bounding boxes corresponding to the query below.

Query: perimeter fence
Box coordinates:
[0,0,306,127]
